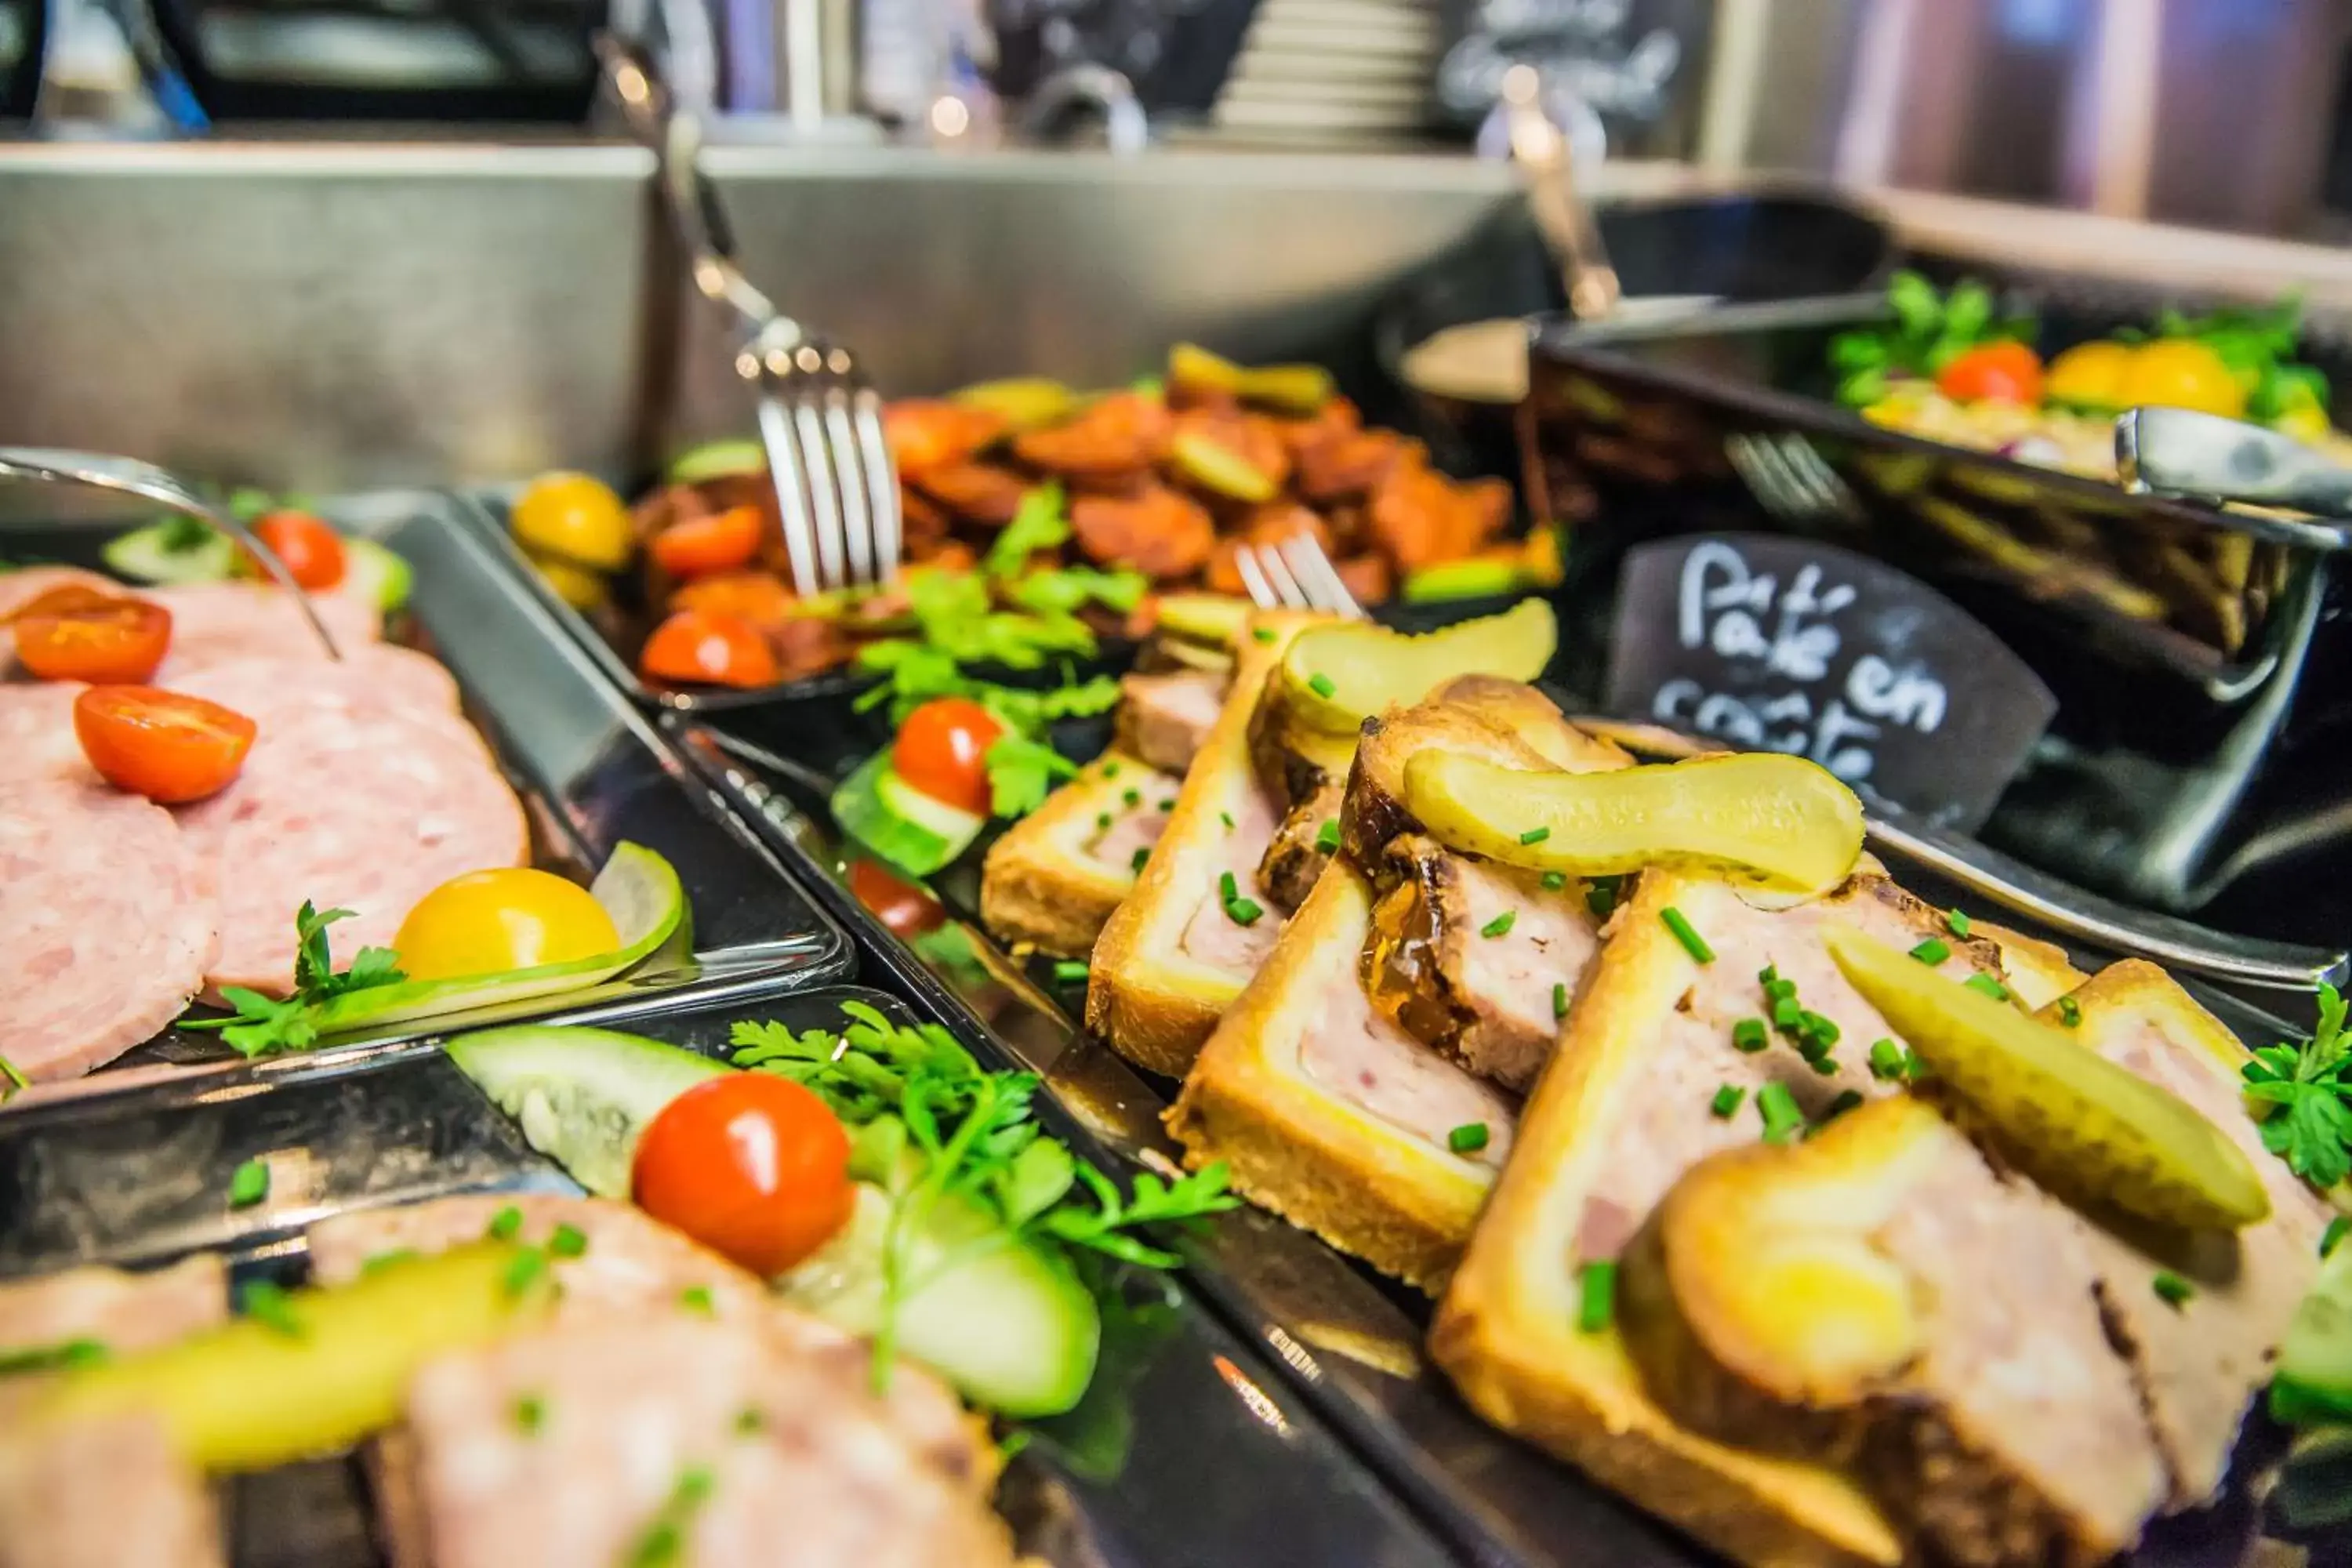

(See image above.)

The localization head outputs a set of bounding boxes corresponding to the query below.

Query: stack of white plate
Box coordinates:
[1203,0,1443,145]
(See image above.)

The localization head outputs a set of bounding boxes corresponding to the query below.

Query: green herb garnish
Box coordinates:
[2057,996,2082,1028]
[1307,673,1336,699]
[986,734,1080,818]
[1908,938,1950,966]
[1053,960,1088,985]
[0,1054,24,1103]
[2152,1271,2195,1308]
[2242,982,2352,1189]
[1541,871,1567,892]
[1576,1261,1616,1333]
[239,1281,305,1339]
[1251,626,1276,644]
[680,1286,715,1317]
[1554,982,1570,1022]
[503,1246,549,1299]
[1867,1039,1906,1080]
[1448,1122,1490,1155]
[549,1223,588,1259]
[626,1465,717,1568]
[1661,907,1712,963]
[2322,1215,2349,1259]
[1732,1018,1768,1053]
[1315,818,1341,855]
[1963,975,2009,1002]
[1756,1081,1803,1144]
[486,1204,524,1241]
[1947,909,1972,938]
[228,1157,270,1209]
[514,1394,546,1435]
[1481,910,1517,940]
[1584,875,1619,917]
[1519,826,1551,846]
[1710,1085,1745,1119]
[182,902,405,1058]
[0,1338,108,1379]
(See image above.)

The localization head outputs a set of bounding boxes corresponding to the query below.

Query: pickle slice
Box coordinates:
[951,377,1080,432]
[1168,342,1247,398]
[1169,427,1280,503]
[1399,750,1862,894]
[30,1241,556,1472]
[1235,363,1335,415]
[1155,592,1253,649]
[1824,930,2270,1232]
[1280,598,1556,736]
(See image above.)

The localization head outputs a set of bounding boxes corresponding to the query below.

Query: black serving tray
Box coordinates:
[1518,276,2352,946]
[0,984,1463,1568]
[675,716,2348,1568]
[0,489,851,1115]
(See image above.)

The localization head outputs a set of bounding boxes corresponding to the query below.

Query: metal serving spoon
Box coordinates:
[0,446,344,659]
[2118,405,2352,532]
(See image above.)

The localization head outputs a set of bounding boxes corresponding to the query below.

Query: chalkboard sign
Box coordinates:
[1604,535,2058,833]
[1436,0,1710,157]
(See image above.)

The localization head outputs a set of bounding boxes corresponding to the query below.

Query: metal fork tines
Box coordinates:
[1724,431,1864,526]
[1232,530,1366,619]
[604,38,900,598]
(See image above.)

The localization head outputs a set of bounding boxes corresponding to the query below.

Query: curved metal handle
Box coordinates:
[0,447,343,661]
[2118,406,2352,539]
[1501,64,1619,323]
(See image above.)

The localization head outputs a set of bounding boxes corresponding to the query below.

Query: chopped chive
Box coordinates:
[1220,811,1235,831]
[486,1204,524,1241]
[2057,996,2082,1028]
[0,1054,24,1099]
[1519,826,1552,846]
[1801,1011,1840,1047]
[1131,848,1149,872]
[1553,982,1570,1021]
[1900,1047,1926,1080]
[1102,763,1120,779]
[239,1281,305,1339]
[1771,996,1802,1032]
[1447,1122,1490,1155]
[0,1338,107,1379]
[227,1157,270,1209]
[502,1246,549,1299]
[1315,818,1341,854]
[2152,1271,2194,1308]
[359,1248,419,1278]
[1731,1018,1768,1053]
[735,1406,764,1435]
[1758,964,1780,986]
[1660,907,1713,963]
[1947,909,1972,938]
[1123,788,1141,808]
[1586,875,1621,918]
[1053,960,1088,984]
[2323,1216,2350,1259]
[1962,974,2009,1002]
[515,1394,546,1435]
[1158,798,1176,812]
[549,1223,589,1260]
[1219,870,1239,903]
[1821,1089,1864,1121]
[1541,871,1567,892]
[1308,673,1336,699]
[1867,1039,1905,1080]
[1481,910,1517,939]
[1225,898,1265,927]
[1908,938,1950,966]
[1251,626,1276,644]
[1756,1081,1803,1144]
[680,1285,716,1317]
[1710,1085,1745,1119]
[1576,1261,1617,1334]
[1763,976,1797,1003]
[1096,811,1112,830]
[1807,1054,1839,1076]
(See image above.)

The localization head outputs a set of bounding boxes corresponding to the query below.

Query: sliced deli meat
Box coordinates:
[147,580,380,676]
[0,567,119,622]
[0,780,220,1081]
[0,1411,223,1568]
[0,683,94,787]
[172,645,464,734]
[175,696,525,998]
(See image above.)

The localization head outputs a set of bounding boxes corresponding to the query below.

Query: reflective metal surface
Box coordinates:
[0,488,851,1114]
[2122,405,2352,524]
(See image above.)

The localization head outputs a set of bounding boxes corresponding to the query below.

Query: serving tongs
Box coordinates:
[597,38,902,598]
[2119,405,2352,534]
[1574,717,2347,995]
[0,447,343,659]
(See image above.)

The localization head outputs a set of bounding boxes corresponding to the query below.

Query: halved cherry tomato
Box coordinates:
[637,609,779,689]
[13,590,172,684]
[73,685,257,804]
[649,506,764,579]
[632,1074,854,1276]
[245,510,347,590]
[892,698,1004,815]
[847,858,946,939]
[1935,340,2045,406]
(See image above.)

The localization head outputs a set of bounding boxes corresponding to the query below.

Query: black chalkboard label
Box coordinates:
[1604,534,2057,832]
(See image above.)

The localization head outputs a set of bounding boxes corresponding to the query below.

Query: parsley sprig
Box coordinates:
[730,1003,1236,1388]
[182,902,404,1058]
[2245,983,2352,1189]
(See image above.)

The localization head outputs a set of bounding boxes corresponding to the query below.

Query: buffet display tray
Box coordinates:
[0,985,1462,1568]
[2,488,851,1118]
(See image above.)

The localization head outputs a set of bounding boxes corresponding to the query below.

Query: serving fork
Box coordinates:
[1232,531,1366,619]
[600,41,901,598]
[0,446,345,659]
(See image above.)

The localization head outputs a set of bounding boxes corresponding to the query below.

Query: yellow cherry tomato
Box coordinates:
[524,548,612,612]
[2117,340,2246,419]
[2044,340,2135,412]
[510,472,635,572]
[394,869,621,983]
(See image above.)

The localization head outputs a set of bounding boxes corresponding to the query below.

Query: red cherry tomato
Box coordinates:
[649,506,765,579]
[245,511,348,590]
[892,698,1004,815]
[637,609,780,689]
[632,1074,855,1276]
[847,858,946,938]
[1935,340,2045,407]
[73,685,257,803]
[13,589,172,684]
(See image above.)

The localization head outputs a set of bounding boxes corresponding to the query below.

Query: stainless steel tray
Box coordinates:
[0,984,1462,1568]
[680,720,2339,1568]
[1,488,851,1115]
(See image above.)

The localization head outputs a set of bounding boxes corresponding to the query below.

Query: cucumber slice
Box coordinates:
[780,1183,1100,1417]
[2276,1233,2352,1426]
[341,538,414,612]
[103,519,239,585]
[832,752,983,878]
[1402,557,1525,604]
[315,842,689,1038]
[447,1023,728,1198]
[666,439,766,485]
